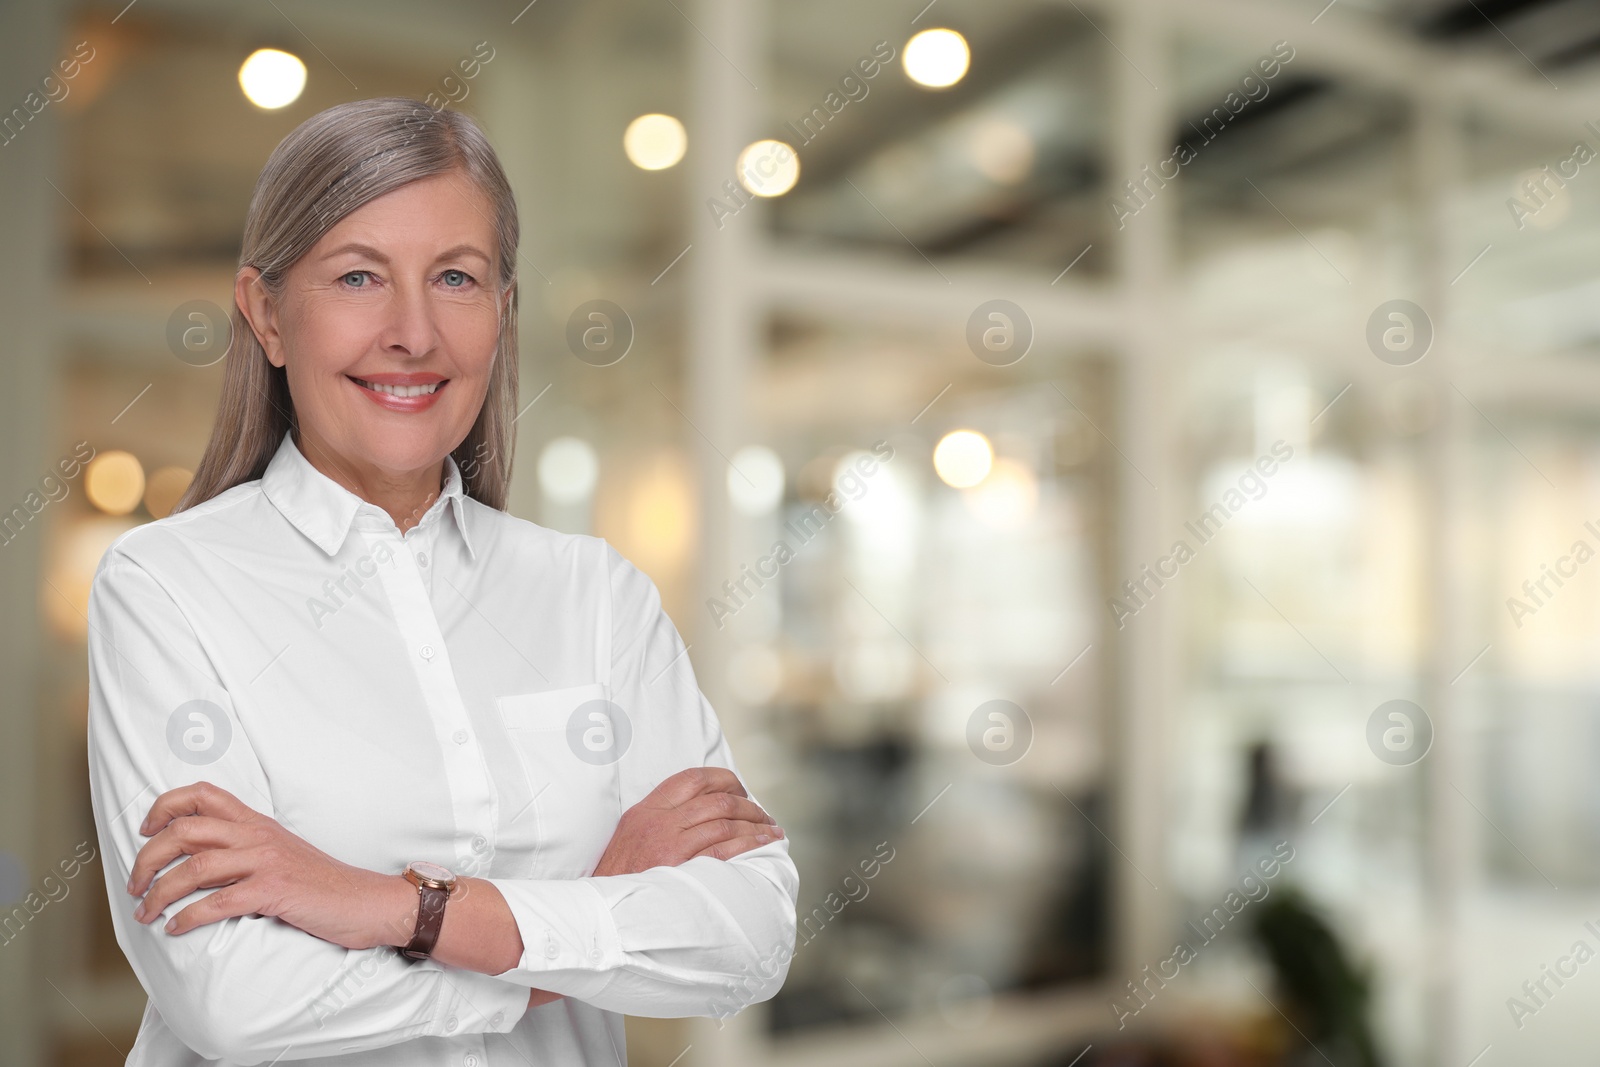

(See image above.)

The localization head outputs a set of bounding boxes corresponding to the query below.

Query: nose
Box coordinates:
[377,276,441,358]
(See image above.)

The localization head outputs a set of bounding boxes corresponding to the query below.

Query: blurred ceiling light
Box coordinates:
[623,113,687,170]
[963,457,1038,529]
[627,459,694,571]
[144,466,193,520]
[85,451,145,516]
[728,445,785,516]
[239,48,307,110]
[538,436,599,503]
[933,430,993,488]
[970,118,1034,184]
[903,28,970,89]
[736,139,800,197]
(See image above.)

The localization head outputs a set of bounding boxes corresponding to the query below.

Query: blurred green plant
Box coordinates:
[1250,887,1385,1067]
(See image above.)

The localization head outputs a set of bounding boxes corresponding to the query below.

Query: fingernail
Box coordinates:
[164,919,176,933]
[773,826,784,838]
[126,877,135,895]
[133,903,144,921]
[756,834,771,844]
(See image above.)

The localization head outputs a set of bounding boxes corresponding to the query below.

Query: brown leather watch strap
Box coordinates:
[401,879,451,961]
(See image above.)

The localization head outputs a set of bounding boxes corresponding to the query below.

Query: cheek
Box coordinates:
[284,297,378,370]
[440,301,503,369]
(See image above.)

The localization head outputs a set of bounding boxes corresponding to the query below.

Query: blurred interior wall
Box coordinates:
[0,0,66,1061]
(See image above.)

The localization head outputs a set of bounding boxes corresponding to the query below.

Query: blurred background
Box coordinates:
[3,0,1600,1064]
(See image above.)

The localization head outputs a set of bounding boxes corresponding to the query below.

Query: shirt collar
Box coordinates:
[260,430,477,560]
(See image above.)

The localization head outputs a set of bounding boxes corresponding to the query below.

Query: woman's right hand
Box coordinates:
[526,769,780,1010]
[591,767,783,878]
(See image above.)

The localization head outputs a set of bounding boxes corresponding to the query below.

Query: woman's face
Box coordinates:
[244,169,506,483]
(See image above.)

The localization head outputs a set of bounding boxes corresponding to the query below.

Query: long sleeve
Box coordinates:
[85,547,530,1065]
[486,545,799,1018]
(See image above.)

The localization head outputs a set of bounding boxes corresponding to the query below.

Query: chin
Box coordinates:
[347,423,462,473]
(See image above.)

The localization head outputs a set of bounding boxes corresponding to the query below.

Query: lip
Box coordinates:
[346,373,449,413]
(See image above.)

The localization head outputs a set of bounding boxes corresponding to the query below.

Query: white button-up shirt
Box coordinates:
[86,431,798,1066]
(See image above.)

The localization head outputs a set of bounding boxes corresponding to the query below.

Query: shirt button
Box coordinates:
[589,948,601,962]
[453,729,468,745]
[420,645,434,660]
[416,551,429,567]
[544,941,559,959]
[471,835,488,853]
[443,1015,458,1032]
[489,1013,503,1028]
[466,1056,480,1067]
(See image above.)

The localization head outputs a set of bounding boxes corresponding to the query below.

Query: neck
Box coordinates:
[294,429,445,534]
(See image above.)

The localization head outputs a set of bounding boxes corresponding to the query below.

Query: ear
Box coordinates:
[235,267,285,368]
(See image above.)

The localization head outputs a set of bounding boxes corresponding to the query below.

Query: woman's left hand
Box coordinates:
[127,781,402,950]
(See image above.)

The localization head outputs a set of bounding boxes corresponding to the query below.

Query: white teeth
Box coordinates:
[356,378,442,398]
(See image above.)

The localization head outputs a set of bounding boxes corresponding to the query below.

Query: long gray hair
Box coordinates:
[175,97,521,513]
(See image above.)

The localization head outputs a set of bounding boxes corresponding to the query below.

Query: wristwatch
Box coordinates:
[400,860,458,961]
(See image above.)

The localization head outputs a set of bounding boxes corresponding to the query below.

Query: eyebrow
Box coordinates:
[320,242,492,266]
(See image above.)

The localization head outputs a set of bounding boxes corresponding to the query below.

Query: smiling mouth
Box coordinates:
[349,376,446,398]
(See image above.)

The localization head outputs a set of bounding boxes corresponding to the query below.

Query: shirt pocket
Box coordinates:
[496,683,624,879]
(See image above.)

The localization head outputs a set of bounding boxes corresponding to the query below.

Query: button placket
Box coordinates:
[356,526,498,878]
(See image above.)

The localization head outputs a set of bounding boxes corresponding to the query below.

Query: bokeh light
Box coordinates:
[238,48,306,110]
[537,437,599,503]
[728,445,786,515]
[736,139,800,197]
[903,28,970,89]
[143,466,193,520]
[970,118,1034,184]
[85,451,145,516]
[963,457,1038,528]
[933,430,993,488]
[623,113,687,170]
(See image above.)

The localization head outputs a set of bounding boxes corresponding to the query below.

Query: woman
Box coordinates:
[86,97,798,1066]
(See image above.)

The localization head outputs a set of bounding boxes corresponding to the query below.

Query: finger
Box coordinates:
[691,833,780,862]
[128,815,257,896]
[689,819,783,855]
[135,847,259,927]
[654,767,747,808]
[139,781,256,837]
[676,791,774,829]
[164,883,261,936]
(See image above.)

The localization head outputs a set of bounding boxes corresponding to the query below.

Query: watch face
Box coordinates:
[407,861,455,887]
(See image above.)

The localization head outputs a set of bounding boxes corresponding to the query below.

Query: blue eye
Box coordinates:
[341,271,372,288]
[441,269,472,288]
